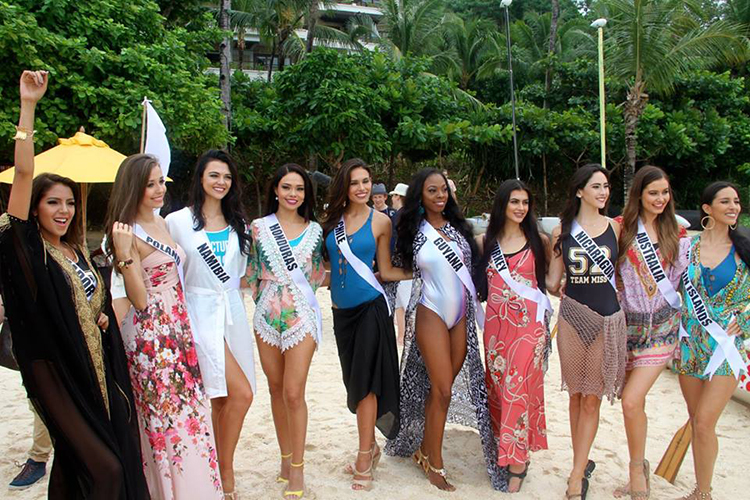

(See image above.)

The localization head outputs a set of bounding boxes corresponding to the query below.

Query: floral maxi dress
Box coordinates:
[483,246,549,466]
[120,248,223,500]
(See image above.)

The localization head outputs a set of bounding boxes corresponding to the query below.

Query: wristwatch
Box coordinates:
[117,258,134,269]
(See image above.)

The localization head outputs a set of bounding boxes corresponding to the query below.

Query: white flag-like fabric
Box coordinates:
[143,98,171,178]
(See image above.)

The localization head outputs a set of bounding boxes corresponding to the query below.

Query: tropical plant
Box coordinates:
[599,0,748,195]
[379,0,446,57]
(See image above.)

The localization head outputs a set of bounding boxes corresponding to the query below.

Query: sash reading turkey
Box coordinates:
[490,242,552,324]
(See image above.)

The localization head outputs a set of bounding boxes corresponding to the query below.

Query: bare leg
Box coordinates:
[681,375,737,494]
[213,343,253,494]
[618,365,664,495]
[416,306,467,491]
[567,394,602,496]
[255,336,291,482]
[352,393,378,490]
[395,307,406,347]
[282,335,316,497]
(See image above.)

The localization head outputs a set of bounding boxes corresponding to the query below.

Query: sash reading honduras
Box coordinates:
[334,216,392,316]
[68,257,97,302]
[133,224,185,289]
[571,219,617,291]
[491,242,552,324]
[419,221,484,326]
[264,214,323,345]
[681,246,745,380]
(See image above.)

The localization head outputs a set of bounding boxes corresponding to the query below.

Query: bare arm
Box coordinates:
[474,234,485,254]
[546,226,564,296]
[8,71,48,220]
[373,212,412,281]
[111,222,148,310]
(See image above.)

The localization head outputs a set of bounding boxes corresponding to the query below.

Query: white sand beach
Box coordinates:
[2,293,748,499]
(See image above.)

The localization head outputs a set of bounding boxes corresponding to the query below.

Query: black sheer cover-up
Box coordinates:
[383,224,508,491]
[0,214,149,500]
[332,295,400,440]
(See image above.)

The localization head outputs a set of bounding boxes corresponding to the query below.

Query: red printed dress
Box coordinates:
[483,245,549,466]
[120,248,223,500]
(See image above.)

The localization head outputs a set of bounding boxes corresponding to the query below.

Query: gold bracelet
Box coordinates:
[13,126,36,142]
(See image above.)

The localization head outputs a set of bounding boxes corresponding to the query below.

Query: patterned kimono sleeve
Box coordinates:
[308,233,326,290]
[244,223,263,302]
[733,264,750,340]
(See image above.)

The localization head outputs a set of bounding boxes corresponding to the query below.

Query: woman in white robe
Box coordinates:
[165,150,256,500]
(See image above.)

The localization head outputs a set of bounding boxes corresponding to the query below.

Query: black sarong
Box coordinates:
[332,295,400,439]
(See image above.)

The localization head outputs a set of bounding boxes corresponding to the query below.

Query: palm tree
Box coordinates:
[436,15,494,90]
[379,0,446,57]
[601,0,747,194]
[219,0,232,131]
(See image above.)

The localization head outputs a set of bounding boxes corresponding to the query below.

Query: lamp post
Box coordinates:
[591,18,607,168]
[501,0,520,180]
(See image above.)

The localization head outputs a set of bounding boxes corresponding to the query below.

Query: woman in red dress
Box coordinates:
[475,179,552,493]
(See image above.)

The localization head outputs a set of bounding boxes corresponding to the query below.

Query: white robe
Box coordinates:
[165,207,256,398]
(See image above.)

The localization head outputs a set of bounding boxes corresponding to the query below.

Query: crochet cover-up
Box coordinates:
[384,223,507,491]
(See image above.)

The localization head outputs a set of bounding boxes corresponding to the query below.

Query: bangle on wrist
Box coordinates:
[117,258,134,270]
[13,126,36,142]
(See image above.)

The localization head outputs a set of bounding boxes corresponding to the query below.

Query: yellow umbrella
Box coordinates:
[0,131,127,233]
[0,131,126,184]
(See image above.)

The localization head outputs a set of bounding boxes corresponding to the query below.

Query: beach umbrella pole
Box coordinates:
[591,19,607,168]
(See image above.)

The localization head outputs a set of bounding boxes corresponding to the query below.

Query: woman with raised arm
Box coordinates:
[105,154,223,499]
[474,179,553,493]
[245,163,326,499]
[547,164,626,500]
[165,150,256,499]
[322,158,409,492]
[0,71,148,498]
[673,182,750,500]
[384,168,506,492]
[613,166,690,500]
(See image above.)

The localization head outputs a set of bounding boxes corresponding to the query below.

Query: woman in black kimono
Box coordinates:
[0,71,149,499]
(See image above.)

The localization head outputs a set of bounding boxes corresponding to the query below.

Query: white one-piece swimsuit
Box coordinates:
[416,236,467,329]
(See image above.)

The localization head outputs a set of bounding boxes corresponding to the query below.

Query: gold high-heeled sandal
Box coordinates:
[422,455,455,491]
[614,459,651,499]
[677,485,712,500]
[283,461,305,499]
[277,452,293,484]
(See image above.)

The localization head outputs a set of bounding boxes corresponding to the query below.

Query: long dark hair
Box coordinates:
[554,164,610,256]
[263,163,316,222]
[188,150,251,255]
[396,168,478,271]
[31,173,83,249]
[322,158,371,237]
[618,166,680,266]
[105,153,161,259]
[700,181,750,267]
[474,179,547,301]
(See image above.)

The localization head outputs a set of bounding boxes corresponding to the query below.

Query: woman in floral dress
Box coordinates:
[474,179,552,493]
[246,163,326,499]
[106,154,223,500]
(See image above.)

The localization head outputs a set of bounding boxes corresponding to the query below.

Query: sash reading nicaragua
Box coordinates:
[264,214,323,344]
[491,242,552,324]
[68,256,97,302]
[681,246,745,379]
[333,215,392,316]
[419,221,484,325]
[133,224,185,288]
[571,219,617,291]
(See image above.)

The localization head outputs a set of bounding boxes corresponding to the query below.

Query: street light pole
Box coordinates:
[591,18,607,168]
[501,0,520,180]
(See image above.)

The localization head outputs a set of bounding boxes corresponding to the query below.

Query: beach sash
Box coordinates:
[265,214,323,344]
[635,219,683,310]
[334,216,392,316]
[194,228,240,291]
[571,219,617,291]
[681,246,745,379]
[491,242,552,324]
[419,221,484,326]
[68,257,97,301]
[134,224,185,288]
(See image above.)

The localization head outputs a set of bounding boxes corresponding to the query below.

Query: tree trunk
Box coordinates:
[623,79,648,199]
[255,176,262,217]
[306,1,319,53]
[267,40,276,82]
[237,28,246,70]
[218,0,232,134]
[387,150,396,189]
[541,0,559,215]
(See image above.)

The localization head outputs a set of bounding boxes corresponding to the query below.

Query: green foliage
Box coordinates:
[0,0,229,162]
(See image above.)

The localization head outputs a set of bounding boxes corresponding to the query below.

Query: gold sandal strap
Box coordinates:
[291,461,304,468]
[281,452,293,459]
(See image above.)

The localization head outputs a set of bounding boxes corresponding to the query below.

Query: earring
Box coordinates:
[701,215,716,231]
[418,203,425,217]
[275,196,278,201]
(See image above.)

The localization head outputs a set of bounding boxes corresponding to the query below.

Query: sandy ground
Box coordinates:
[2,293,748,500]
